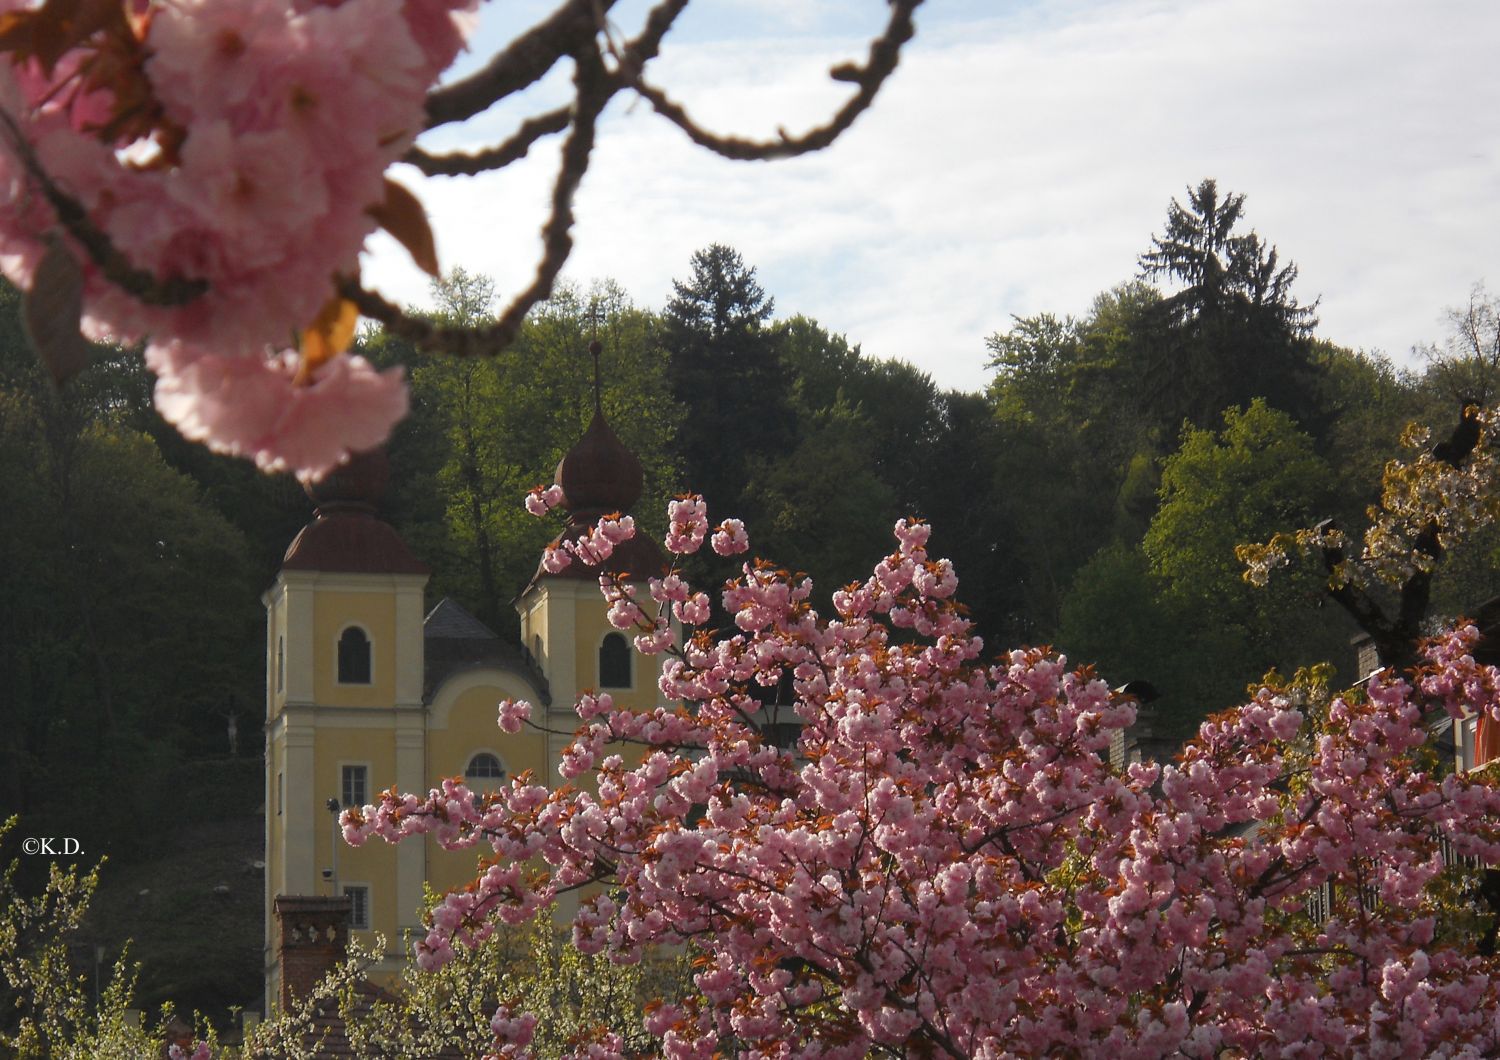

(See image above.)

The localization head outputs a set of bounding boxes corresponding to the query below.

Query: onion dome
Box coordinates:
[303,446,391,513]
[530,341,666,585]
[282,448,428,575]
[554,410,643,522]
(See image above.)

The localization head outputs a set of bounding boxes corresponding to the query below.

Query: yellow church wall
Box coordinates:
[424,675,552,897]
[312,725,398,807]
[265,738,284,955]
[306,725,404,957]
[311,726,398,897]
[521,594,548,670]
[312,591,398,707]
[268,592,286,718]
[573,599,661,712]
[428,683,550,779]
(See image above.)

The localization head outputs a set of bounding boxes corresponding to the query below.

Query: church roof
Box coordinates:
[555,408,644,518]
[281,513,430,575]
[281,448,429,576]
[422,598,550,706]
[425,597,501,640]
[524,342,667,592]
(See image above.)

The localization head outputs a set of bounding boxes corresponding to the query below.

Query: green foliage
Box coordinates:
[242,916,691,1059]
[1132,401,1352,731]
[1058,544,1179,689]
[0,818,189,1060]
[1313,341,1426,497]
[664,245,794,518]
[743,314,1022,640]
[984,289,1170,633]
[365,275,685,637]
[0,367,259,855]
[1146,401,1330,604]
[744,399,898,594]
[1137,179,1324,429]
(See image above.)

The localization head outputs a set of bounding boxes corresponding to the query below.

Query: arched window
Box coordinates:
[337,627,371,684]
[465,753,506,788]
[599,632,631,689]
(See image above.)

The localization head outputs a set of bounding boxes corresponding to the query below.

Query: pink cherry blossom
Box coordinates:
[343,502,1500,1058]
[0,0,477,478]
[525,484,566,517]
[497,699,533,734]
[710,518,748,556]
[665,497,708,554]
[147,344,409,479]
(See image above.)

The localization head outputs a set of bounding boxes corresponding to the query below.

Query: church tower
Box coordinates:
[515,343,671,765]
[264,344,669,1012]
[262,449,431,1011]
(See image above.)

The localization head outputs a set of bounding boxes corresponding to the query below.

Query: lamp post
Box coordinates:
[325,797,340,895]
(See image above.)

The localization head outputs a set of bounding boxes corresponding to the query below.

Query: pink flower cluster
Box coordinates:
[532,499,637,575]
[0,0,476,477]
[524,484,566,517]
[342,504,1500,1058]
[664,496,708,554]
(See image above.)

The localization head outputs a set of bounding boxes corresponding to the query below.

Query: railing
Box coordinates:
[1302,837,1486,925]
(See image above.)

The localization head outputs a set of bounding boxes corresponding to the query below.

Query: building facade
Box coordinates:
[263,405,666,1011]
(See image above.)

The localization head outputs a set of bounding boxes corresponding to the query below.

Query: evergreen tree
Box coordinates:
[1138,179,1324,430]
[663,245,795,517]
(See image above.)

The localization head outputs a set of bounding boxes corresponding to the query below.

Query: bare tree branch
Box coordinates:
[0,109,206,307]
[627,0,921,160]
[405,107,571,177]
[423,0,619,129]
[607,0,691,75]
[346,42,614,356]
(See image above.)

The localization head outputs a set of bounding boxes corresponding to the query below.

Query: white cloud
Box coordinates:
[364,0,1500,393]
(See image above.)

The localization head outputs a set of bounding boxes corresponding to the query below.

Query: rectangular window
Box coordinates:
[341,765,368,808]
[276,636,284,693]
[277,772,284,816]
[344,884,369,930]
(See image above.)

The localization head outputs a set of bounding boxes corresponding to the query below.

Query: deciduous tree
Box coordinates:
[345,489,1500,1059]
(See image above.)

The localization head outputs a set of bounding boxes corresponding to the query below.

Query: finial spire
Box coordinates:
[588,339,602,415]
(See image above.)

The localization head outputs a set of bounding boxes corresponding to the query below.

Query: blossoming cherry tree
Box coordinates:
[345,492,1500,1059]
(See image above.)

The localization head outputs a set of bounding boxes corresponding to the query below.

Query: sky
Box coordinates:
[361,0,1500,394]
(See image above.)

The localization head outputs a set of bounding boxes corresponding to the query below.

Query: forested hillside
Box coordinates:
[2,180,1497,1022]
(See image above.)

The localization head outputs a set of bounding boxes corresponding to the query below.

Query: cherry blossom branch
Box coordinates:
[0,108,206,307]
[345,502,1500,1056]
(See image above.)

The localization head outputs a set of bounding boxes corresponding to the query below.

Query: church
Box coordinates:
[260,392,668,1013]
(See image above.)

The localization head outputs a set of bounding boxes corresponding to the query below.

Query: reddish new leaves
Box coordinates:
[346,501,1500,1059]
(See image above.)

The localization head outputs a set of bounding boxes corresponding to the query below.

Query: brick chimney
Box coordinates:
[274,895,353,1011]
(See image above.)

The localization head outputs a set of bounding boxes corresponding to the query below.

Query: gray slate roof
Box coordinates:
[422,598,550,706]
